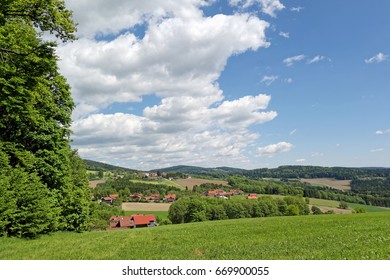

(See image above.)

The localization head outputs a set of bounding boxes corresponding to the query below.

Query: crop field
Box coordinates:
[174,178,229,190]
[88,179,106,188]
[301,178,351,191]
[122,202,171,212]
[1,212,389,260]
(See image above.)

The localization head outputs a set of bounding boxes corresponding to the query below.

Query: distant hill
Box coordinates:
[154,164,390,180]
[152,165,245,178]
[83,159,138,173]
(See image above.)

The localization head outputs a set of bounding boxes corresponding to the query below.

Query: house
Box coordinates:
[129,193,143,201]
[163,193,176,203]
[101,197,114,205]
[109,214,156,230]
[109,194,119,199]
[207,189,227,197]
[145,193,160,202]
[247,193,257,200]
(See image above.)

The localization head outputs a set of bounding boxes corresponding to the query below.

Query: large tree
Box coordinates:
[0,0,90,237]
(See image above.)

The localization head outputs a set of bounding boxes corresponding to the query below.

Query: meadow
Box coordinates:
[1,212,389,260]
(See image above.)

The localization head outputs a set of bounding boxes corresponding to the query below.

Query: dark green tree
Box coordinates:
[0,1,91,236]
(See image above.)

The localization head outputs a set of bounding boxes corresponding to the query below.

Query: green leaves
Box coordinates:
[0,1,91,238]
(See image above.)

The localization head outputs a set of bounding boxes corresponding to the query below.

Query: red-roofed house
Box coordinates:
[129,193,143,201]
[109,214,156,230]
[247,193,257,200]
[145,194,160,202]
[101,197,113,205]
[163,194,176,203]
[109,194,119,199]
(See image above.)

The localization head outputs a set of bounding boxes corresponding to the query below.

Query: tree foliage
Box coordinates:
[0,1,90,237]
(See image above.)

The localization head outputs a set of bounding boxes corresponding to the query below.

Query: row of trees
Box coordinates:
[168,196,310,224]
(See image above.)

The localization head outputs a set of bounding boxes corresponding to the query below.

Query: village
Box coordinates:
[100,187,259,230]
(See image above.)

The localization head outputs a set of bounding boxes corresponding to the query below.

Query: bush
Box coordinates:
[311,205,323,215]
[353,207,366,214]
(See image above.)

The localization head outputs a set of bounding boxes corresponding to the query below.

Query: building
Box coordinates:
[163,194,177,202]
[109,214,157,230]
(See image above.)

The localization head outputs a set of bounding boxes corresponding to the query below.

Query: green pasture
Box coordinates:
[1,212,389,260]
[123,210,169,221]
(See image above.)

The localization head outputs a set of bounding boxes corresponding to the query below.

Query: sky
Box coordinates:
[57,0,390,170]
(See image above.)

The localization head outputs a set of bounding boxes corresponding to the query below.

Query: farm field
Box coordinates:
[88,179,106,188]
[301,178,351,191]
[122,202,171,212]
[1,212,389,260]
[174,178,229,190]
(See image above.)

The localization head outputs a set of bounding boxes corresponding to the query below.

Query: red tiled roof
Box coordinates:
[164,194,176,199]
[109,194,119,199]
[247,193,257,199]
[132,214,156,226]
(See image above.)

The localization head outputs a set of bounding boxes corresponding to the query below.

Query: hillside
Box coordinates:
[1,213,389,259]
[83,159,138,173]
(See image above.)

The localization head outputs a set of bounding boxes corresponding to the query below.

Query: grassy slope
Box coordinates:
[1,212,390,260]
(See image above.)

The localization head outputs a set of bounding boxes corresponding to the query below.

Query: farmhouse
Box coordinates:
[109,214,157,230]
[145,193,160,202]
[101,197,114,205]
[247,193,257,199]
[109,194,119,199]
[129,193,143,201]
[163,193,176,202]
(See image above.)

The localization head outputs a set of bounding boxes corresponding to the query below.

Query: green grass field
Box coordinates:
[1,212,389,260]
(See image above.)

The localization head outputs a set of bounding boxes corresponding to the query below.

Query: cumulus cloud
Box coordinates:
[365,52,389,64]
[58,12,270,118]
[229,0,285,17]
[72,101,270,169]
[260,75,278,86]
[256,142,294,158]
[283,54,305,66]
[59,0,282,169]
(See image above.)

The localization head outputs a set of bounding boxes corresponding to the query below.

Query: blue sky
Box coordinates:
[58,0,390,170]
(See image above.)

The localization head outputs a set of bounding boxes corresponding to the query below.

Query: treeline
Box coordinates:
[225,177,390,207]
[350,177,390,196]
[241,166,390,180]
[168,196,310,224]
[84,159,137,173]
[94,176,182,199]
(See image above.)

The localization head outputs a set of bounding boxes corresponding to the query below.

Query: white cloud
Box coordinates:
[283,54,305,66]
[279,31,290,38]
[296,158,306,163]
[289,129,297,135]
[72,93,277,169]
[58,11,270,119]
[370,148,384,153]
[307,55,325,64]
[260,75,278,86]
[229,0,285,17]
[376,129,390,135]
[365,52,389,64]
[58,0,284,169]
[291,7,304,12]
[256,142,294,158]
[284,78,293,83]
